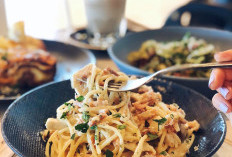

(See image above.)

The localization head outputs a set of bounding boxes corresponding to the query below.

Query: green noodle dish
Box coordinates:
[128,33,215,78]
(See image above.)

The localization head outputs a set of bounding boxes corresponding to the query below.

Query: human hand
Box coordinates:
[209,50,232,113]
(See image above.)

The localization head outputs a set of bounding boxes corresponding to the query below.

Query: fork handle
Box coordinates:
[155,61,232,76]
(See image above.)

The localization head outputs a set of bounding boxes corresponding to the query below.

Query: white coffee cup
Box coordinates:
[0,0,8,36]
[84,0,127,48]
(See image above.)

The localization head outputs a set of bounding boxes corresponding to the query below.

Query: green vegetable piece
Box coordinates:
[117,125,126,130]
[90,125,98,130]
[82,111,90,122]
[60,112,67,119]
[160,151,167,155]
[147,133,158,140]
[84,103,89,107]
[68,104,72,111]
[105,149,113,157]
[170,114,174,119]
[1,53,8,61]
[112,113,121,118]
[64,102,71,106]
[95,135,98,140]
[71,133,75,140]
[153,117,167,131]
[76,96,85,102]
[75,123,89,133]
[153,117,167,125]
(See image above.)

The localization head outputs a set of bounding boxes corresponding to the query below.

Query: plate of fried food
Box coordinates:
[2,64,226,157]
[0,22,96,101]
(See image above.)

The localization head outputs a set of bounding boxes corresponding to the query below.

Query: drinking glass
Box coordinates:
[0,0,8,36]
[84,0,127,48]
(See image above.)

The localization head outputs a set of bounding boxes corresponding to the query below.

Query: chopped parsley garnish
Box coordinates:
[153,117,167,125]
[68,104,72,111]
[90,125,97,130]
[105,149,113,157]
[112,113,121,118]
[76,96,85,102]
[84,103,89,107]
[1,53,8,61]
[82,111,90,122]
[71,133,75,140]
[170,114,174,119]
[64,102,72,106]
[64,102,73,111]
[60,112,68,119]
[75,123,89,133]
[147,133,158,140]
[153,117,167,130]
[160,151,167,155]
[95,135,98,140]
[117,125,126,130]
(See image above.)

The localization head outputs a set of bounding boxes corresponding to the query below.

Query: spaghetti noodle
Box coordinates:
[41,64,200,157]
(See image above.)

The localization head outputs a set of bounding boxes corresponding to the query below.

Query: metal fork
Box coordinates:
[106,61,232,91]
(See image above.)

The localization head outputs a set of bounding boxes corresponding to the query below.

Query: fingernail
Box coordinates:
[219,103,228,113]
[208,73,215,88]
[218,87,229,99]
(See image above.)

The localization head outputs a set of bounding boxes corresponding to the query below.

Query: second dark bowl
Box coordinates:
[108,27,232,99]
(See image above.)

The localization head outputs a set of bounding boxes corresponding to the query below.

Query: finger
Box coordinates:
[209,69,225,90]
[214,49,232,62]
[212,93,232,113]
[222,69,232,81]
[216,81,232,100]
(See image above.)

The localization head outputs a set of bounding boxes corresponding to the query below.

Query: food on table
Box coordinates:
[41,64,200,157]
[128,33,215,77]
[0,21,56,96]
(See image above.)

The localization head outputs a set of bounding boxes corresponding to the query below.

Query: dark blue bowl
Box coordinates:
[1,79,226,157]
[108,27,232,99]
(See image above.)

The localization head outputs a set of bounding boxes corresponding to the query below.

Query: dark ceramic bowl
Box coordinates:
[108,27,232,99]
[2,79,226,157]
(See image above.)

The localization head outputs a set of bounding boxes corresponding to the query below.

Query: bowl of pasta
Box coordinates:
[2,64,226,157]
[108,26,232,99]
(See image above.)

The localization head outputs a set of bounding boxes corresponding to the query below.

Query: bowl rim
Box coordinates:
[1,80,61,157]
[108,26,232,81]
[1,78,227,157]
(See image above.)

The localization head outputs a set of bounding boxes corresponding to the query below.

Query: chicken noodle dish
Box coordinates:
[41,64,200,157]
[128,33,215,77]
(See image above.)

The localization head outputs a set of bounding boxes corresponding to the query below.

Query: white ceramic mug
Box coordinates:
[0,0,8,36]
[84,0,127,48]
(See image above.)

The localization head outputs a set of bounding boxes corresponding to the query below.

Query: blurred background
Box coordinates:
[4,0,232,40]
[4,0,190,39]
